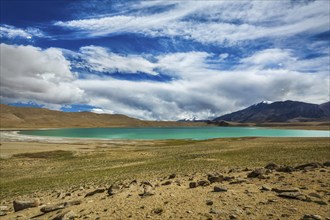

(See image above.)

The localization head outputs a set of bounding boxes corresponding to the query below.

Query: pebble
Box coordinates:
[197,180,210,187]
[301,214,323,220]
[206,200,213,206]
[213,186,228,192]
[53,210,77,220]
[85,188,105,197]
[108,184,121,196]
[189,182,197,188]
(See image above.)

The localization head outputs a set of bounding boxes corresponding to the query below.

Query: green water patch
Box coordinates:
[20,127,329,140]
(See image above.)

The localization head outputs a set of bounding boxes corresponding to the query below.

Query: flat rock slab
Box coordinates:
[13,199,40,212]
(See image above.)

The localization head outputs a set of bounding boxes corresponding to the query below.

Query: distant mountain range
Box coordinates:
[213,100,330,123]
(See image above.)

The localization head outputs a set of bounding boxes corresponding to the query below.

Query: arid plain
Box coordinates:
[0,105,329,220]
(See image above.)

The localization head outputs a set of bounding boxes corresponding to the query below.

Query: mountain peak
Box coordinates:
[214,100,330,123]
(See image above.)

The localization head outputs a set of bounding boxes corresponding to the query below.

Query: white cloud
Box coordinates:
[71,47,329,120]
[78,46,157,75]
[0,43,85,105]
[1,43,328,120]
[54,1,330,44]
[0,24,44,39]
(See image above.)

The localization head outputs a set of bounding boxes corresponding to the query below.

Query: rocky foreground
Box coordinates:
[1,162,329,220]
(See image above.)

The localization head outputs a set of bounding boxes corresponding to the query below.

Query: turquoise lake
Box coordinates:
[19,127,330,140]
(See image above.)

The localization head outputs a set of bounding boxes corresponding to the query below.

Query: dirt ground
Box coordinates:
[0,132,329,219]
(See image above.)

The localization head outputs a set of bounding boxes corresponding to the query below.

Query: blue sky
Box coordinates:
[0,0,329,120]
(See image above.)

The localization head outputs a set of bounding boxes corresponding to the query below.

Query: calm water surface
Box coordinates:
[19,127,330,140]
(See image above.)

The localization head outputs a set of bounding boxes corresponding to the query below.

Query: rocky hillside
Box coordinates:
[0,104,204,129]
[213,101,330,123]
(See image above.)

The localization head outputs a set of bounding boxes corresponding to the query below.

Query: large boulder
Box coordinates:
[13,198,40,212]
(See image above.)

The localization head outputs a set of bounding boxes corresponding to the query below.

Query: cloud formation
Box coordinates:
[55,1,329,44]
[0,24,44,39]
[0,44,85,109]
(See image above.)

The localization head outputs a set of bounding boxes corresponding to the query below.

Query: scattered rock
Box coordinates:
[308,193,322,199]
[84,188,105,197]
[189,182,197,188]
[168,174,176,179]
[314,200,327,205]
[272,187,300,193]
[53,210,77,220]
[108,184,121,196]
[265,163,279,170]
[213,186,228,192]
[13,198,40,212]
[277,192,308,201]
[229,179,246,184]
[223,176,235,181]
[247,168,265,178]
[207,174,223,183]
[197,180,210,187]
[41,204,65,213]
[323,161,330,167]
[41,200,81,213]
[151,208,163,215]
[301,214,323,220]
[162,181,172,186]
[276,165,295,173]
[296,163,322,171]
[261,185,271,191]
[139,185,155,197]
[229,214,238,219]
[206,200,213,206]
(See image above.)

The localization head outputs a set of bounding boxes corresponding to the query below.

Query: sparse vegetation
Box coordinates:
[0,137,329,199]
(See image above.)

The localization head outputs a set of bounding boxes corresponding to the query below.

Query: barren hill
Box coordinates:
[0,104,203,129]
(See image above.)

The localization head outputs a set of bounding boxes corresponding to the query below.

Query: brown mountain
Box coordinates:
[0,104,203,129]
[213,100,330,123]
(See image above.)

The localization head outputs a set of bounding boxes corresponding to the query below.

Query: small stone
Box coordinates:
[247,168,265,178]
[229,214,237,219]
[85,188,105,197]
[229,179,246,184]
[197,180,210,187]
[206,200,213,206]
[308,193,322,199]
[0,210,6,216]
[53,210,77,220]
[272,187,300,193]
[162,181,172,186]
[261,185,271,191]
[189,182,197,188]
[0,206,9,211]
[207,174,223,183]
[295,163,322,171]
[276,165,295,173]
[213,186,228,192]
[168,174,176,179]
[323,161,330,167]
[209,208,220,214]
[139,185,155,197]
[277,192,307,201]
[314,200,327,205]
[265,163,279,170]
[41,204,65,213]
[13,199,40,212]
[151,208,163,215]
[108,184,121,196]
[301,214,322,220]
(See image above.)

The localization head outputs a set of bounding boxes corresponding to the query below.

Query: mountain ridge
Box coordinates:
[213,100,330,123]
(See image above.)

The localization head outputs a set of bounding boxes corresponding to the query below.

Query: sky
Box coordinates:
[0,0,329,120]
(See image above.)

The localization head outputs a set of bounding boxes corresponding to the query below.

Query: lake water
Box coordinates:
[19,127,330,140]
